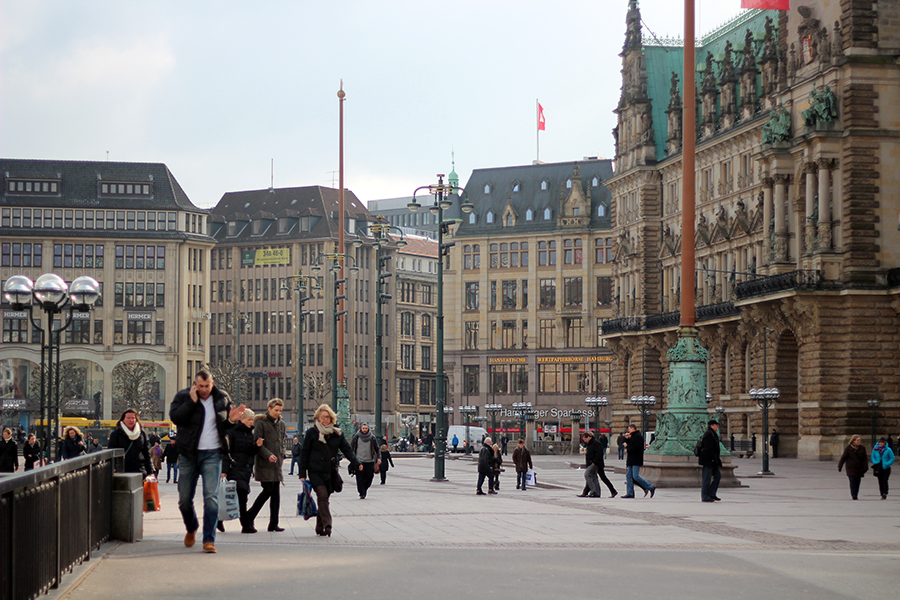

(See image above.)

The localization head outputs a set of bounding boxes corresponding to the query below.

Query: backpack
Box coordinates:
[693,435,703,457]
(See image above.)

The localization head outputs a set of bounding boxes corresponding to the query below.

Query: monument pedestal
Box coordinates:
[614,454,742,488]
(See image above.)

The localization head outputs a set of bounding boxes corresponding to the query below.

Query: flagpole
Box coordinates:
[536,99,540,163]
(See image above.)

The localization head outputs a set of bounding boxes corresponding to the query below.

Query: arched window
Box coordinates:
[484,183,491,194]
[468,212,477,224]
[543,208,551,220]
[566,179,572,189]
[541,180,548,191]
[592,176,599,187]
[525,208,533,221]
[597,203,606,217]
[486,211,494,224]
[513,182,520,192]
[506,214,513,226]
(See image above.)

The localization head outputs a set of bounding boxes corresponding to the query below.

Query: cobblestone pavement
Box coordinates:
[56,455,899,600]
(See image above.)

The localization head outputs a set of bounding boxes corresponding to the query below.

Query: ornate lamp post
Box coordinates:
[281,275,320,430]
[715,405,725,431]
[749,387,779,475]
[459,405,476,455]
[484,403,502,440]
[512,401,531,443]
[585,396,608,435]
[228,311,250,406]
[410,174,466,481]
[630,395,656,436]
[4,274,100,459]
[867,398,880,449]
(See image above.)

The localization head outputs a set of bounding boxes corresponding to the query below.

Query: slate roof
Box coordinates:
[455,159,614,238]
[399,235,438,259]
[209,186,372,244]
[0,158,201,211]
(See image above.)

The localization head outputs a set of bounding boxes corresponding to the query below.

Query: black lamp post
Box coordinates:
[459,405,476,455]
[749,387,779,475]
[410,174,467,481]
[485,403,502,441]
[867,398,880,449]
[512,401,531,442]
[229,311,250,406]
[281,275,320,431]
[4,274,100,460]
[630,395,656,436]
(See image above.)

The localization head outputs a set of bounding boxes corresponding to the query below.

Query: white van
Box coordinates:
[446,425,488,453]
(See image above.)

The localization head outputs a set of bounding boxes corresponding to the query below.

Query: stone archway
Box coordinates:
[772,329,800,457]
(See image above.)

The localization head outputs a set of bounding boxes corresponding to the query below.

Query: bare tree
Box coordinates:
[112,361,160,418]
[303,370,332,407]
[205,360,249,404]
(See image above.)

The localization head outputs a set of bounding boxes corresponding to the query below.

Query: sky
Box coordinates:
[1,0,751,210]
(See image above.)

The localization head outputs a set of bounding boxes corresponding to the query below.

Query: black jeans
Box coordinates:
[848,476,861,499]
[477,471,494,492]
[357,462,375,497]
[876,467,891,497]
[248,481,281,527]
[701,464,721,501]
[380,468,388,484]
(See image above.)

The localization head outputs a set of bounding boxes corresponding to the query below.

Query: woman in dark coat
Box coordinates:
[0,428,18,473]
[837,434,868,500]
[220,409,263,533]
[379,444,394,485]
[106,409,153,477]
[298,404,359,537]
[247,398,287,532]
[61,426,86,460]
[23,433,42,471]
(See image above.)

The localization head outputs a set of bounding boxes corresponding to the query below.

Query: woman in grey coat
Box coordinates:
[246,398,287,532]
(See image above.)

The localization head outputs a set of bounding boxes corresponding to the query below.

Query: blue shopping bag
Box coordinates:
[297,480,318,520]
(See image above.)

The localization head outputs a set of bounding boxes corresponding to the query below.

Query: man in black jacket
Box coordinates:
[476,437,497,495]
[289,436,301,475]
[578,432,618,498]
[623,425,656,498]
[699,420,723,502]
[169,370,244,554]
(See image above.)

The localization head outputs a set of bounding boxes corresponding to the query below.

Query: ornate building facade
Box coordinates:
[603,1,900,460]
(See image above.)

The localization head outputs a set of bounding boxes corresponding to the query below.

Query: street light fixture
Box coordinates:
[585,396,608,435]
[459,405,477,455]
[570,409,583,450]
[4,274,100,459]
[512,401,531,442]
[867,398,880,449]
[281,274,321,432]
[484,403,502,441]
[630,395,656,436]
[410,174,464,481]
[749,387,779,475]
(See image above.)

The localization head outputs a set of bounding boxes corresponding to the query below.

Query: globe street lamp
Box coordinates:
[484,403,502,442]
[585,396,608,435]
[410,174,465,481]
[459,405,477,455]
[512,401,531,443]
[867,398,880,449]
[4,274,100,459]
[281,275,321,432]
[630,395,656,436]
[749,387,779,475]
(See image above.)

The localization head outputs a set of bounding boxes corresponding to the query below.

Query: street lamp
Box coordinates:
[312,245,358,411]
[585,396,608,435]
[4,274,100,459]
[867,398,880,449]
[459,405,476,455]
[512,401,531,442]
[715,406,725,435]
[281,274,320,431]
[570,409,583,453]
[630,395,656,436]
[749,387,779,475]
[485,403,502,441]
[410,174,464,481]
[358,216,406,441]
[229,311,250,406]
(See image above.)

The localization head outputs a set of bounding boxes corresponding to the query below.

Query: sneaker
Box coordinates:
[650,487,656,499]
[202,542,217,553]
[184,530,197,547]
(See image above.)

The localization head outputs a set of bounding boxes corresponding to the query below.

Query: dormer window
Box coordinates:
[525,208,533,221]
[573,208,579,216]
[541,180,548,191]
[252,220,262,235]
[566,179,572,189]
[543,208,552,220]
[468,212,477,224]
[506,214,513,226]
[486,211,494,224]
[484,184,491,194]
[513,182,520,193]
[597,203,607,217]
[592,176,600,187]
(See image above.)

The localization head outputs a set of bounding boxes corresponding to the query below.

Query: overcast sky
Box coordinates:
[1,0,750,209]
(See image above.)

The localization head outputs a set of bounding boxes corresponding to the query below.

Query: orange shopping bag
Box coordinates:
[143,480,161,512]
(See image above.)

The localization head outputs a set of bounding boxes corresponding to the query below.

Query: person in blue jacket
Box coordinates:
[871,437,895,500]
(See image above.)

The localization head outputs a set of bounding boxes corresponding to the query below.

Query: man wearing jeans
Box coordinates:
[622,424,656,499]
[170,370,244,554]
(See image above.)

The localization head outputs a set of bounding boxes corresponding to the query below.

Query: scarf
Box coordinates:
[119,421,142,441]
[315,420,340,444]
[356,428,374,445]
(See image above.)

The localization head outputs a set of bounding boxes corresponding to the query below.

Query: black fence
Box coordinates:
[0,449,121,600]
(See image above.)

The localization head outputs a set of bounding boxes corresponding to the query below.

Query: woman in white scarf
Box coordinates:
[107,408,154,478]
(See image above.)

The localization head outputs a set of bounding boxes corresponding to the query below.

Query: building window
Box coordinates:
[114,320,123,345]
[543,208,552,220]
[65,319,91,344]
[6,179,60,195]
[127,320,153,345]
[419,379,435,405]
[464,365,479,394]
[100,182,152,197]
[421,345,432,370]
[564,277,583,307]
[539,319,555,349]
[522,280,528,308]
[421,285,432,305]
[597,203,607,217]
[597,277,613,306]
[595,237,614,263]
[486,211,494,224]
[563,239,583,264]
[525,208,533,221]
[501,320,516,349]
[538,241,556,266]
[490,281,497,310]
[541,180,548,191]
[491,365,508,394]
[464,282,479,310]
[468,212,477,225]
[539,364,560,393]
[484,183,491,194]
[93,320,103,345]
[539,279,556,308]
[564,317,582,348]
[400,312,414,336]
[502,280,517,309]
[399,379,415,404]
[2,318,28,343]
[422,314,432,338]
[464,322,479,350]
[463,244,480,269]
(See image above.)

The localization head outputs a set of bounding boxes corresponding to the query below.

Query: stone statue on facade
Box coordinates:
[801,85,838,127]
[762,105,791,144]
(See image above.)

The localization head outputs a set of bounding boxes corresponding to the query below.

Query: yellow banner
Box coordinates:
[537,356,613,363]
[488,357,527,364]
[255,248,290,265]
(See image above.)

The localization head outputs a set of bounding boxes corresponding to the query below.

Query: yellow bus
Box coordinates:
[36,417,175,445]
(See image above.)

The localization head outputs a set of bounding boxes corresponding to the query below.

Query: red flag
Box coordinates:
[538,103,546,131]
[740,0,789,9]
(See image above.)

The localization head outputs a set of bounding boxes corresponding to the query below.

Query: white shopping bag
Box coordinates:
[525,469,537,487]
[217,480,240,521]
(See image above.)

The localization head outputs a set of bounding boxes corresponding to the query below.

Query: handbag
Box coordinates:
[143,480,161,512]
[872,462,883,476]
[217,479,240,521]
[297,481,318,520]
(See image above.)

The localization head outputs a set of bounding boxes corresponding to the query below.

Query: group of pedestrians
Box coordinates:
[838,435,894,500]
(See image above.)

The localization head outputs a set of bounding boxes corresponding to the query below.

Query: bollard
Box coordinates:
[111,473,143,542]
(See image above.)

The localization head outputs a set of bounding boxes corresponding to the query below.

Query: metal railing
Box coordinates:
[733,269,829,300]
[0,449,121,600]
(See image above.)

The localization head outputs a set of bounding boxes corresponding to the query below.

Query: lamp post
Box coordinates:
[585,396,608,435]
[410,174,466,481]
[280,275,320,430]
[485,403,502,441]
[604,418,613,434]
[867,398,880,449]
[459,405,476,455]
[312,245,358,411]
[229,311,250,406]
[749,387,779,475]
[570,410,583,453]
[715,406,725,433]
[512,401,531,442]
[630,395,656,436]
[4,274,100,460]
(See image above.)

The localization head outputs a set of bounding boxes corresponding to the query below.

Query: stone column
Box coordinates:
[525,412,536,452]
[817,158,833,251]
[762,178,773,264]
[773,174,790,263]
[571,413,582,454]
[804,163,817,255]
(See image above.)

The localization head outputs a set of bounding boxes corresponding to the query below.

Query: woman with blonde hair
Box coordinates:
[838,434,868,500]
[61,426,87,459]
[298,404,359,537]
[247,398,287,532]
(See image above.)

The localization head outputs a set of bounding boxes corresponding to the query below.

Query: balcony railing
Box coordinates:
[733,269,829,300]
[600,316,644,335]
[603,301,741,335]
[697,301,741,321]
[645,311,679,330]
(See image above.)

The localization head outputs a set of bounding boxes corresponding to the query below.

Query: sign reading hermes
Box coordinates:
[243,248,290,266]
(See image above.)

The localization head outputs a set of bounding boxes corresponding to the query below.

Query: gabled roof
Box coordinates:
[0,158,201,211]
[398,235,438,259]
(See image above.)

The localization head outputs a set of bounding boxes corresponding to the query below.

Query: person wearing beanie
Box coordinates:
[698,420,723,502]
[871,437,895,500]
